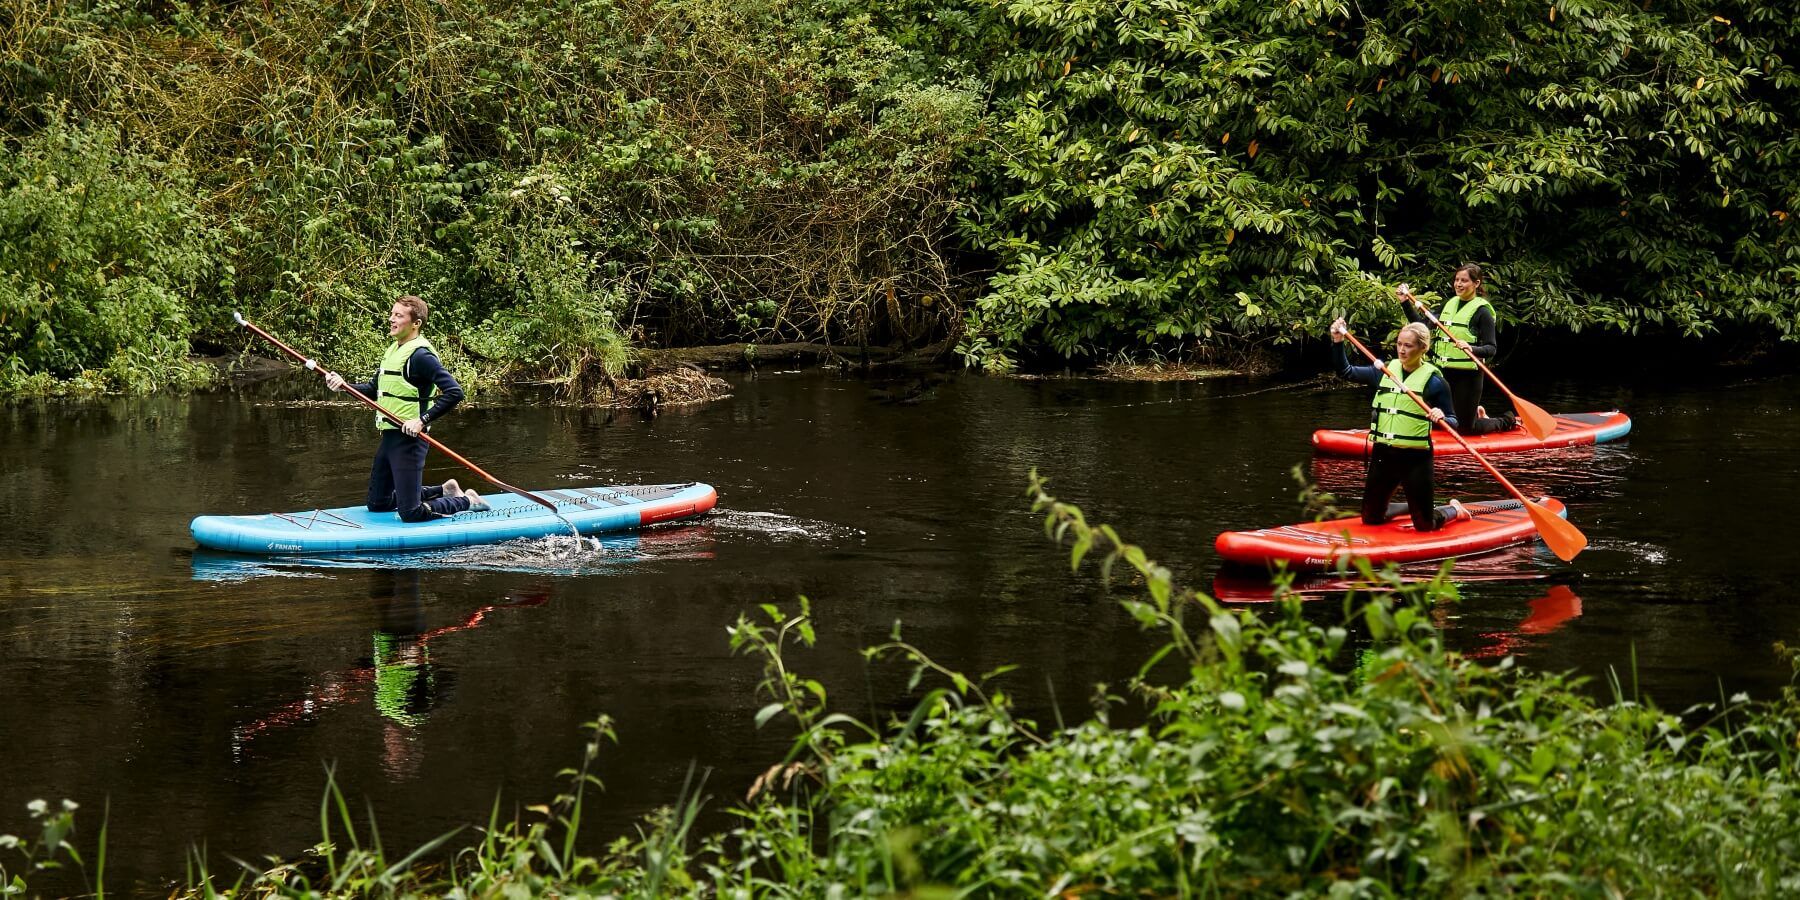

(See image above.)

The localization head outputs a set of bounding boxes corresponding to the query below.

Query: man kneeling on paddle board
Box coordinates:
[324,295,491,521]
[1330,318,1466,532]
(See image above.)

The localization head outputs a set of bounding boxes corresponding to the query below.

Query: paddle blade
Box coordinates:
[1513,395,1558,441]
[1525,500,1587,562]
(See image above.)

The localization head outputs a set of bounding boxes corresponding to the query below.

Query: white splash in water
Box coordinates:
[705,509,864,541]
[1587,539,1670,565]
[433,533,635,571]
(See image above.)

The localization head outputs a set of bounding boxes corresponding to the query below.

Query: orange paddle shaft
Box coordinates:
[1339,327,1587,561]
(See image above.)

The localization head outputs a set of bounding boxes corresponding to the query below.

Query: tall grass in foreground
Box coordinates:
[6,477,1800,896]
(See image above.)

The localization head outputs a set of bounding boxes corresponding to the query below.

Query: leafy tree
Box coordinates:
[2,0,984,396]
[959,0,1800,368]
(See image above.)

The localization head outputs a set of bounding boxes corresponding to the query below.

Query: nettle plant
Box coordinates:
[701,475,1800,896]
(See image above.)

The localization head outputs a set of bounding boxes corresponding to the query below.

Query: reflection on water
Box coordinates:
[232,570,551,781]
[1211,571,1585,663]
[1465,586,1584,659]
[5,367,1800,893]
[1308,443,1636,504]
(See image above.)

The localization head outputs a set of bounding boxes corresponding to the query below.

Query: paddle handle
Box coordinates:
[1339,329,1535,506]
[232,311,563,515]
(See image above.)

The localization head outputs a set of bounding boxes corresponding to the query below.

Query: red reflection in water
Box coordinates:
[1464,585,1583,659]
[230,585,550,756]
[1209,571,1582,661]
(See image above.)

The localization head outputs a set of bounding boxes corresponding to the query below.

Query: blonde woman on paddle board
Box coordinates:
[323,295,491,520]
[1329,318,1469,532]
[1396,263,1517,435]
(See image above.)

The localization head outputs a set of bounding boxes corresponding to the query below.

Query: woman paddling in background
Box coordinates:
[1330,318,1469,531]
[1396,263,1518,434]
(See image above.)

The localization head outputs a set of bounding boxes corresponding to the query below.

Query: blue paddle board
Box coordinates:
[191,482,717,554]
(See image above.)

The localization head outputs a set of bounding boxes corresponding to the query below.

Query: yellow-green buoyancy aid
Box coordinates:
[1369,359,1441,449]
[375,336,435,431]
[372,631,431,728]
[1429,295,1492,370]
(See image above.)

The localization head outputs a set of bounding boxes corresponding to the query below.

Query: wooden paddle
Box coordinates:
[233,312,573,525]
[1400,292,1557,440]
[1339,326,1587,562]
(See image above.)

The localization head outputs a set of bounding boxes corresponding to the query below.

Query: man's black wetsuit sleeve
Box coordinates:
[409,350,464,425]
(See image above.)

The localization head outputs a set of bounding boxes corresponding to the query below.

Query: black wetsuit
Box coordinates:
[1332,343,1460,532]
[350,346,470,522]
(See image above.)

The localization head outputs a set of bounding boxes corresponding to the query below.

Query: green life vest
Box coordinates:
[372,631,431,728]
[1430,295,1492,370]
[374,336,435,431]
[1369,358,1441,449]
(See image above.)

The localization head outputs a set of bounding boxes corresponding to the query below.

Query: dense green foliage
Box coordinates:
[2,0,977,394]
[2,0,1797,387]
[0,114,222,394]
[958,0,1800,368]
[7,483,1800,896]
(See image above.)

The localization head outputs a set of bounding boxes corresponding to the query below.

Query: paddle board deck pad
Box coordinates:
[1214,497,1566,571]
[1311,411,1630,456]
[191,483,717,554]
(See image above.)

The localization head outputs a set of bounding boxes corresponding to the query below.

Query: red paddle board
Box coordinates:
[1214,497,1566,570]
[1312,411,1630,456]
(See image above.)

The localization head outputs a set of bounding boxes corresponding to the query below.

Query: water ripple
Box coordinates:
[703,508,865,541]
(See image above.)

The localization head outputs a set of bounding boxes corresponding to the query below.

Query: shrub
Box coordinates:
[0,114,222,394]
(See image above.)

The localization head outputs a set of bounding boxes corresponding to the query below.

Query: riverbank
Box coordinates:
[8,318,1799,406]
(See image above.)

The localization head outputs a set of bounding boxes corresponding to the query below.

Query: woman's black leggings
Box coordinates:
[1442,368,1512,435]
[1362,444,1443,532]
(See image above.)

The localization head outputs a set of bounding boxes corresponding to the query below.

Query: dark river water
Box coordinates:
[3,359,1797,893]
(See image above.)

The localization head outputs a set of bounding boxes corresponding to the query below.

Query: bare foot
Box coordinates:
[1448,498,1472,522]
[464,489,492,512]
[441,478,463,498]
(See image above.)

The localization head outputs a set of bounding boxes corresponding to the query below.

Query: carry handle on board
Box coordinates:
[1402,294,1558,441]
[1339,325,1587,562]
[232,311,571,522]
